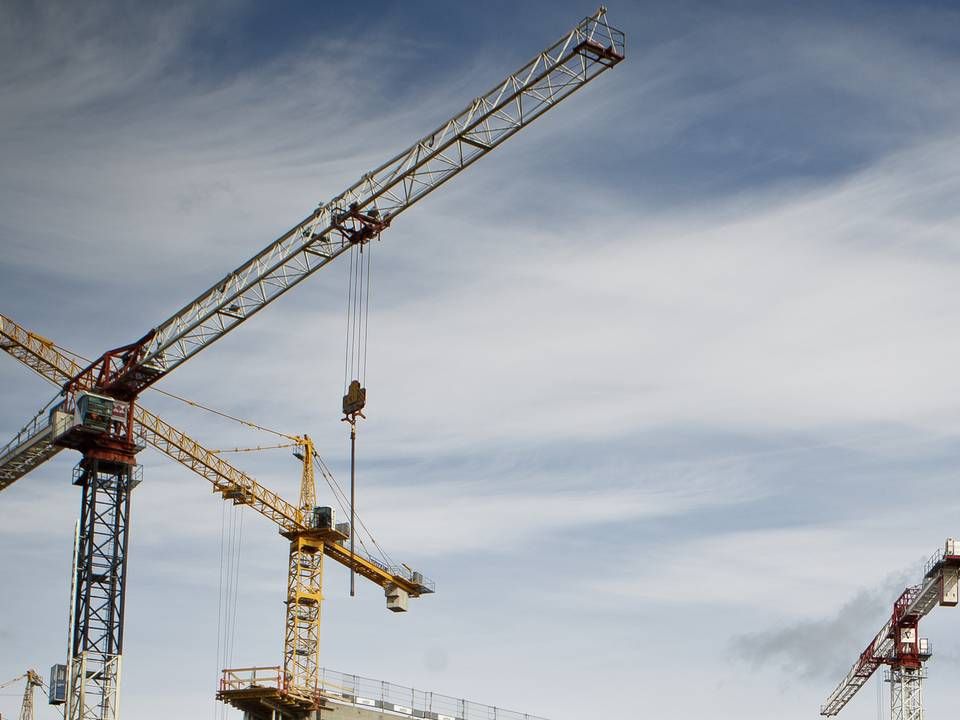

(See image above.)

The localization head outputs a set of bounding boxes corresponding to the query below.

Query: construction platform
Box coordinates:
[219,666,548,720]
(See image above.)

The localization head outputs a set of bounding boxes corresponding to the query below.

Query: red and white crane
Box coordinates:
[821,538,960,720]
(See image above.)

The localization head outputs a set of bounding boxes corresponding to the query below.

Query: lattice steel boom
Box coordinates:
[68,7,624,398]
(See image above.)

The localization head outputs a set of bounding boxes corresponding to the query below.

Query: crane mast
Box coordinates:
[19,670,42,720]
[0,8,624,720]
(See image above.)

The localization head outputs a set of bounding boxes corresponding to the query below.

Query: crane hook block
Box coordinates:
[342,380,367,418]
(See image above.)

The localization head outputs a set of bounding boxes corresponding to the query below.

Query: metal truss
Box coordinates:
[126,8,624,386]
[284,534,324,701]
[67,459,137,720]
[133,408,301,530]
[0,412,61,490]
[19,669,42,720]
[889,666,925,720]
[0,313,85,383]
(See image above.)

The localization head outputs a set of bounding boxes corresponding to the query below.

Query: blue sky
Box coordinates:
[2,1,960,719]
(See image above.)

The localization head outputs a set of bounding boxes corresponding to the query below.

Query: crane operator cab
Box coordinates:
[50,391,131,448]
[75,392,115,433]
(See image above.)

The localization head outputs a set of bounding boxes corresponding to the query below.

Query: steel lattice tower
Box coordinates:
[66,459,139,720]
[889,667,925,720]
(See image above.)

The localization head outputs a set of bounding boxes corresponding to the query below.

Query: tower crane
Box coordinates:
[0,9,625,720]
[0,670,43,720]
[821,538,960,720]
[0,314,431,718]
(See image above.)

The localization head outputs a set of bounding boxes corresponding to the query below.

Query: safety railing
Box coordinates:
[0,410,52,459]
[317,667,548,720]
[220,666,283,693]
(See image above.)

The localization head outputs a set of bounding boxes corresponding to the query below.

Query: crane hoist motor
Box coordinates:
[308,505,351,540]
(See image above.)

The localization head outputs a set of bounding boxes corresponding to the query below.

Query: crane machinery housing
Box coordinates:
[0,7,625,720]
[821,537,960,720]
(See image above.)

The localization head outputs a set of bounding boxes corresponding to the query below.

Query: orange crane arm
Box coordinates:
[0,312,428,596]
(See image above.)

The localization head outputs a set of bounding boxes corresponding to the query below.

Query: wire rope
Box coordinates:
[149,386,296,441]
[362,242,372,385]
[0,674,26,690]
[40,341,294,442]
[310,453,374,559]
[342,241,373,390]
[214,500,226,720]
[355,244,366,383]
[313,453,394,568]
[229,508,245,667]
[211,442,298,454]
[221,505,233,671]
[343,245,357,392]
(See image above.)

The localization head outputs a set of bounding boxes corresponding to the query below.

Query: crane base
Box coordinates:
[219,666,325,720]
[218,687,321,719]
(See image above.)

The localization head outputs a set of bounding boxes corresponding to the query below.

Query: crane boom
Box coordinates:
[821,539,960,716]
[78,7,623,397]
[0,412,62,490]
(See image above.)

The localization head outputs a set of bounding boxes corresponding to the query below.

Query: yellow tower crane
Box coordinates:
[0,670,43,720]
[0,314,431,719]
[215,434,433,718]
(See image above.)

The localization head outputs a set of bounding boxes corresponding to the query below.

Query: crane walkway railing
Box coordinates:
[320,667,548,720]
[0,408,70,489]
[220,666,549,720]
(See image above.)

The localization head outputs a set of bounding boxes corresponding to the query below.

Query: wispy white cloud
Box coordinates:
[588,522,946,616]
[4,3,960,720]
[355,470,759,557]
